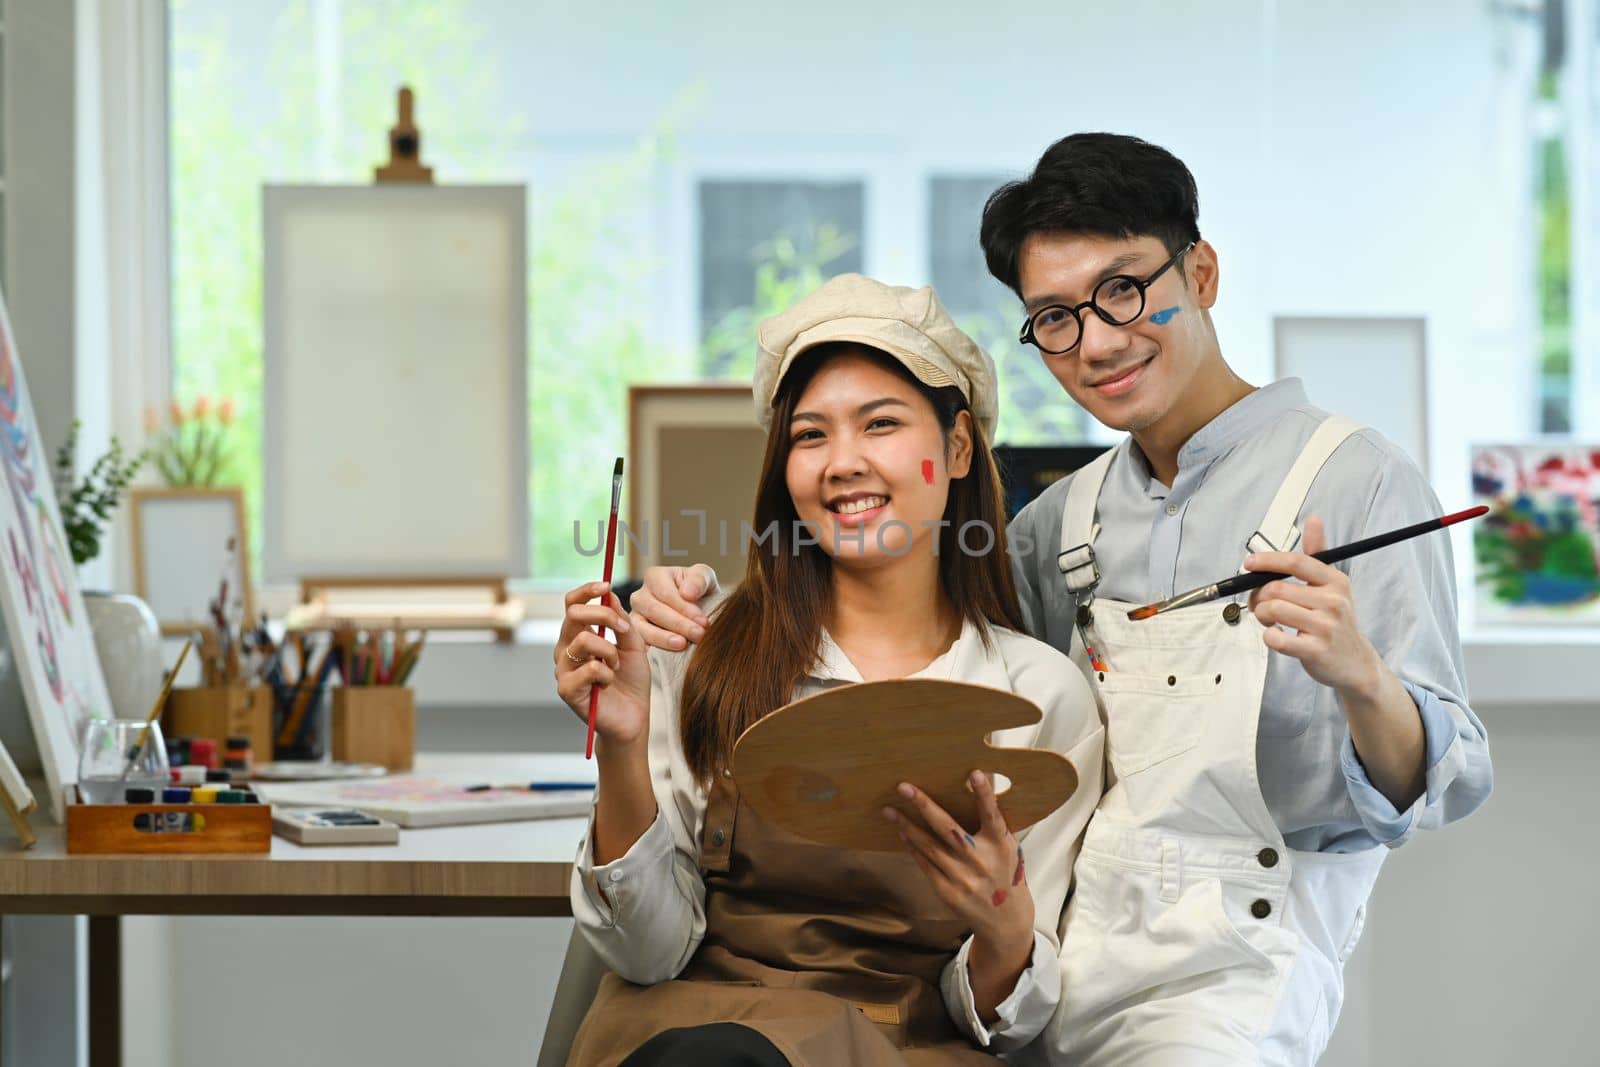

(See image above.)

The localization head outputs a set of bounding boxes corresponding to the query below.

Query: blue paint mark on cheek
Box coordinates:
[1149,306,1181,326]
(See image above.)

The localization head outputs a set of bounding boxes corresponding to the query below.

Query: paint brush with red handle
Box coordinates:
[587,458,624,759]
[1127,506,1489,621]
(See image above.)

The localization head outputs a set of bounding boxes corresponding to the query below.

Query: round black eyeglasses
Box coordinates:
[1018,242,1195,355]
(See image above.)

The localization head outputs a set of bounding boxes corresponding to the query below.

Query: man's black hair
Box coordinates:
[980,132,1201,297]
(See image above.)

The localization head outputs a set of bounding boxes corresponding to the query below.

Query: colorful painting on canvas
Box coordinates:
[1472,443,1600,624]
[0,291,115,820]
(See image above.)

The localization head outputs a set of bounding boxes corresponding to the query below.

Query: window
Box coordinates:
[928,175,1083,445]
[1535,0,1572,432]
[698,179,862,378]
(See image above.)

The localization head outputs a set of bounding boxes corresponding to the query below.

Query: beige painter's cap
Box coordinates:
[753,273,999,442]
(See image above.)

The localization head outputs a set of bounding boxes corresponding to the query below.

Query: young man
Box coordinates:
[624,133,1491,1065]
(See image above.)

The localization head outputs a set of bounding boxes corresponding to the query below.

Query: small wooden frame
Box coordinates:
[284,576,523,643]
[65,789,271,855]
[733,678,1079,852]
[374,86,434,183]
[628,384,767,586]
[128,486,255,637]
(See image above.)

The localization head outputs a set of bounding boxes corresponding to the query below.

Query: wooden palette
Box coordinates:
[731,678,1079,852]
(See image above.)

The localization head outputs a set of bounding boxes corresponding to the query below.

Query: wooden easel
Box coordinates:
[0,740,36,848]
[286,576,524,643]
[273,90,522,644]
[374,86,434,183]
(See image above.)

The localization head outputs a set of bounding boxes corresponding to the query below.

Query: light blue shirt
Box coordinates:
[1008,379,1493,852]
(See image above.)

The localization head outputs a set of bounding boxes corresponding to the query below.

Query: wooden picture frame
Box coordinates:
[129,487,255,636]
[628,384,767,587]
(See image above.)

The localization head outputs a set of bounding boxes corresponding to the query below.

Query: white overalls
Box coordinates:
[1039,417,1386,1067]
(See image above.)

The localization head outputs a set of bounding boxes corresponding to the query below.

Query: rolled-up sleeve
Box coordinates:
[568,646,710,984]
[1340,680,1487,846]
[940,637,1106,1049]
[1342,452,1493,847]
[571,808,706,984]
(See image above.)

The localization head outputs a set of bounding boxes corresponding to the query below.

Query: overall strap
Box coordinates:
[1056,443,1121,594]
[1244,415,1363,558]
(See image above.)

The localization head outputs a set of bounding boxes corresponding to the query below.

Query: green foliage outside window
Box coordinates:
[172,1,1082,585]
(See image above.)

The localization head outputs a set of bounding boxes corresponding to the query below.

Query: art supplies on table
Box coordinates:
[253,774,595,828]
[731,678,1080,852]
[123,639,190,779]
[247,626,341,760]
[249,760,388,782]
[328,623,427,687]
[331,685,416,770]
[65,779,270,854]
[271,807,400,846]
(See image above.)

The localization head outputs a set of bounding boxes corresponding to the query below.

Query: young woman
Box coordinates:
[553,275,1102,1067]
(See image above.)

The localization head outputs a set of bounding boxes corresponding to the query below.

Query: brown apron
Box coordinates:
[565,776,1003,1067]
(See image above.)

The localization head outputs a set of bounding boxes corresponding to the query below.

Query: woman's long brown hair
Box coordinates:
[678,344,1025,784]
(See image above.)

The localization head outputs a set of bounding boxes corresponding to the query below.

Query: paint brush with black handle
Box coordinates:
[1127,506,1489,621]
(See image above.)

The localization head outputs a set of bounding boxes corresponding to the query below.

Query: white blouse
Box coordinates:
[570,617,1104,1052]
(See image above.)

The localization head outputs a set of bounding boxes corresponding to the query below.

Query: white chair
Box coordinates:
[535,927,610,1067]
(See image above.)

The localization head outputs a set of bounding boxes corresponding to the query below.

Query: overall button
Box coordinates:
[711,828,726,846]
[1223,602,1242,625]
[1258,847,1280,869]
[1251,898,1272,919]
[1076,603,1093,628]
[607,869,623,884]
[1165,502,1179,516]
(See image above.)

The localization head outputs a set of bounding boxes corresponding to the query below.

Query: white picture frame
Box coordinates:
[128,487,255,637]
[262,183,528,583]
[1273,315,1429,470]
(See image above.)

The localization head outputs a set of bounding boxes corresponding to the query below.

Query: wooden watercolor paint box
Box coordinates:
[64,787,272,855]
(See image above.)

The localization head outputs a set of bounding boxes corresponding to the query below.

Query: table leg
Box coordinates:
[88,917,120,1067]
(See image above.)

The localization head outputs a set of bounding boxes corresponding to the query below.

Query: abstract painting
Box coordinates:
[1472,443,1600,624]
[0,290,114,819]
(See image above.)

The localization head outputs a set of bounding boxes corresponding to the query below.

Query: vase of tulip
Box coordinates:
[146,395,237,487]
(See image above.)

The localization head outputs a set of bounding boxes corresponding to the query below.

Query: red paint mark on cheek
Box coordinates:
[991,888,1009,908]
[922,459,934,485]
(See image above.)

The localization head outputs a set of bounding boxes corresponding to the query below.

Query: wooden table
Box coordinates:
[0,753,588,1067]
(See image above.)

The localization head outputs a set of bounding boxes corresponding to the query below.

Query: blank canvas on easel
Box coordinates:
[262,184,528,582]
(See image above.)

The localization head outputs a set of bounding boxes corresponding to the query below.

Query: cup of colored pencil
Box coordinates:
[328,624,422,771]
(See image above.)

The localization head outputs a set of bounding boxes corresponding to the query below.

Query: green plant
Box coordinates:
[51,420,147,567]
